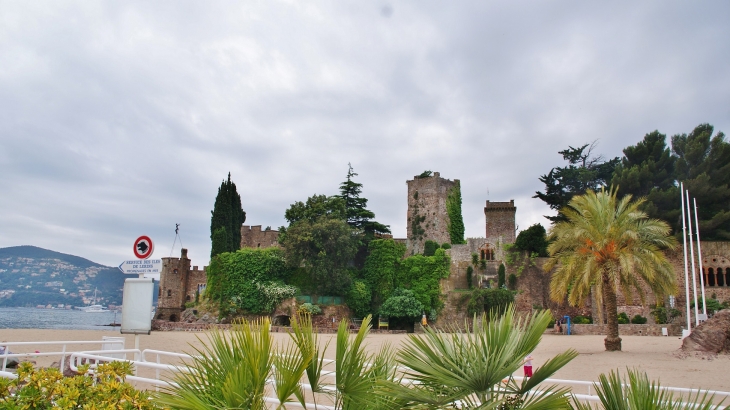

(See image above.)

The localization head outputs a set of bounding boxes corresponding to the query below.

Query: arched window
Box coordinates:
[167,289,172,297]
[479,244,495,261]
[708,268,716,286]
[186,295,191,301]
[717,268,725,287]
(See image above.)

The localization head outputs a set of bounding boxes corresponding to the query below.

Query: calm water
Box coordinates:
[0,307,122,330]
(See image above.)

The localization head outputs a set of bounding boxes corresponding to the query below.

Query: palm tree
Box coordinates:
[384,305,579,409]
[571,368,724,409]
[545,188,677,351]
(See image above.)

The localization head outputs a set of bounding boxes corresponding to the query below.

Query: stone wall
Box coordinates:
[406,172,457,255]
[241,225,280,249]
[570,323,683,337]
[157,249,191,322]
[484,200,516,244]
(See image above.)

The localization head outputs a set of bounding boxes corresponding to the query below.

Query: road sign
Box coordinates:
[119,259,162,275]
[133,235,154,259]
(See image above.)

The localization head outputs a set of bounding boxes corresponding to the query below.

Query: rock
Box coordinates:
[49,355,79,377]
[681,309,730,353]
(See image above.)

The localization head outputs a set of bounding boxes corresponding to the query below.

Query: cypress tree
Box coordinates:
[498,263,506,288]
[210,173,246,258]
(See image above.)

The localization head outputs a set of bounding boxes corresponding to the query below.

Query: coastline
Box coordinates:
[2,328,729,392]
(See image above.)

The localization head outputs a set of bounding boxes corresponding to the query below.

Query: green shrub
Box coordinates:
[497,264,506,288]
[440,243,451,250]
[472,253,479,266]
[298,303,322,315]
[0,361,159,409]
[617,312,630,324]
[466,266,474,290]
[507,273,517,290]
[184,301,196,309]
[378,288,424,320]
[650,306,681,324]
[573,315,592,324]
[346,279,372,318]
[630,314,647,324]
[423,240,439,256]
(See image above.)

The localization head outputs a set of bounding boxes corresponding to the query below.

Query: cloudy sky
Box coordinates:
[1,2,729,267]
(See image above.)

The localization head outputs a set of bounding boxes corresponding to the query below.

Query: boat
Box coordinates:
[80,288,109,313]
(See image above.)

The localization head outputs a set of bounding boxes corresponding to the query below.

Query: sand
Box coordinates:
[2,328,728,393]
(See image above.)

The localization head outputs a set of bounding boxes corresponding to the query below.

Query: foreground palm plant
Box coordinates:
[383,305,578,409]
[572,368,724,410]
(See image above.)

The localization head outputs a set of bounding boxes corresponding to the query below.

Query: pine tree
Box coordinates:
[339,163,390,235]
[210,173,246,258]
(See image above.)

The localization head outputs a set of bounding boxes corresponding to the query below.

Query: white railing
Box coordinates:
[1,339,124,372]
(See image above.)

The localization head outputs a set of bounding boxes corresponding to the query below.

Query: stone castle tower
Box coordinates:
[484,200,517,245]
[406,172,459,255]
[156,248,207,322]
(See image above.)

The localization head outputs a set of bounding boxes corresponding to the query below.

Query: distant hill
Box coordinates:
[0,245,126,308]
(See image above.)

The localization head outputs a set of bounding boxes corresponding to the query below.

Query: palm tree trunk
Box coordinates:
[602,274,622,351]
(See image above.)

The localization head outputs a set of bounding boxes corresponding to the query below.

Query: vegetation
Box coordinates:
[0,361,159,409]
[572,368,723,410]
[210,172,246,258]
[378,288,424,324]
[446,181,466,244]
[498,263,506,288]
[630,314,647,324]
[650,306,681,324]
[205,247,295,315]
[423,240,439,256]
[572,315,592,324]
[514,223,549,257]
[534,142,619,223]
[279,195,357,295]
[466,266,474,289]
[298,302,322,315]
[617,312,630,324]
[346,279,372,318]
[545,188,677,351]
[466,288,515,315]
[340,163,391,237]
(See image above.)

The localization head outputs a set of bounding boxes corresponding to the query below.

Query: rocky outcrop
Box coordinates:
[682,310,730,353]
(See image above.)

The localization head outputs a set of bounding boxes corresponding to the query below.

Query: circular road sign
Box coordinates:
[133,235,154,259]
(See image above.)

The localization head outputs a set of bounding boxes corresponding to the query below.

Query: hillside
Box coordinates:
[0,246,126,308]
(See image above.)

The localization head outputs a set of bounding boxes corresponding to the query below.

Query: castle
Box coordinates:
[156,172,730,328]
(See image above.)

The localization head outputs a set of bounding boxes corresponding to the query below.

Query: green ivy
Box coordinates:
[206,247,295,316]
[346,279,372,318]
[466,288,515,315]
[446,182,466,244]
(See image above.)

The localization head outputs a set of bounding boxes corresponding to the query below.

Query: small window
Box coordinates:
[167,289,172,297]
[186,295,191,301]
[173,269,178,274]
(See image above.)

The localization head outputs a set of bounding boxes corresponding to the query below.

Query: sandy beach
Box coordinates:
[2,328,728,393]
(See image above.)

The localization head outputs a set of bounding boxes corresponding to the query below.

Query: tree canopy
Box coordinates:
[534,143,619,223]
[210,173,246,258]
[545,188,677,351]
[513,223,549,257]
[339,163,390,236]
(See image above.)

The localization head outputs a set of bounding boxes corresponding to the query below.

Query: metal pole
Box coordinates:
[680,183,691,333]
[694,198,707,317]
[686,190,699,326]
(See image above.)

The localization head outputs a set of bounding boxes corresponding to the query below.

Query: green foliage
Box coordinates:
[630,314,647,324]
[417,170,432,178]
[363,240,450,316]
[346,279,372,318]
[498,263,506,288]
[573,315,592,324]
[340,163,390,236]
[672,124,730,240]
[617,312,630,324]
[363,239,407,306]
[378,288,424,320]
[572,368,724,410]
[205,247,295,315]
[446,182,466,244]
[385,306,578,408]
[298,303,322,315]
[534,142,619,223]
[466,288,515,315]
[466,266,474,290]
[507,273,518,290]
[691,297,725,315]
[514,223,549,257]
[210,226,228,259]
[440,242,451,249]
[279,195,358,295]
[1,361,159,409]
[423,240,439,256]
[210,172,246,258]
[650,306,681,324]
[471,253,479,266]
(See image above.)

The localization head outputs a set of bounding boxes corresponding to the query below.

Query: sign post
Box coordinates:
[120,236,157,360]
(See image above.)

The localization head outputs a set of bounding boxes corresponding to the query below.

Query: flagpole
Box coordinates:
[686,189,699,326]
[694,198,707,317]
[680,183,691,333]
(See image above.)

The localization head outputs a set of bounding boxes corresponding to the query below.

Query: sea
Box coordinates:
[0,307,122,330]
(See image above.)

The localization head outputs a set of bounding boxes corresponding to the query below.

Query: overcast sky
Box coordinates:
[1,2,729,267]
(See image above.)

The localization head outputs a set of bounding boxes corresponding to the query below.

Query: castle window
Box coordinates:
[717,268,725,287]
[158,288,162,297]
[257,243,261,248]
[725,268,730,287]
[186,295,191,301]
[708,268,716,286]
[173,269,178,274]
[479,244,495,261]
[167,290,172,297]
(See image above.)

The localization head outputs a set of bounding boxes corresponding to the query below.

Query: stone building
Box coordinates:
[485,200,516,244]
[240,225,280,249]
[406,172,459,255]
[155,249,207,322]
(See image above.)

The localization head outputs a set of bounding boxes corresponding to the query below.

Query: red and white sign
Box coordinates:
[133,235,154,259]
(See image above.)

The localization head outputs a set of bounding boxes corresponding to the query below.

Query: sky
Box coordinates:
[1,2,729,268]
